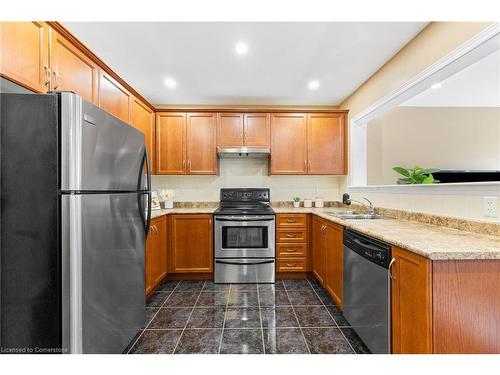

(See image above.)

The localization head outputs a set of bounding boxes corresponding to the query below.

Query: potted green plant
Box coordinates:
[292,197,301,208]
[392,166,440,185]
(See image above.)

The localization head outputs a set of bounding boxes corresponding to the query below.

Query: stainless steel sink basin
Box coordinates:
[325,212,384,220]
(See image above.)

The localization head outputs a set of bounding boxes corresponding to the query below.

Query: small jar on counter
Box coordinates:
[314,197,324,208]
[303,198,313,208]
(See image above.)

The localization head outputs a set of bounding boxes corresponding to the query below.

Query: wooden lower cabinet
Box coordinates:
[311,216,326,284]
[169,214,213,273]
[391,246,433,354]
[324,222,343,308]
[145,216,168,296]
[276,214,309,274]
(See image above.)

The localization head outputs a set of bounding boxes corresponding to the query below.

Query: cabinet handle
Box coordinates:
[43,65,51,86]
[388,258,396,280]
[52,70,59,90]
[187,160,191,170]
[308,160,311,170]
[304,160,307,171]
[285,248,296,252]
[286,219,296,223]
[285,233,296,238]
[182,160,186,169]
[286,263,297,267]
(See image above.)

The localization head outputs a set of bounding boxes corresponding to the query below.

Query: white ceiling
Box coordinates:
[64,22,427,106]
[402,49,500,107]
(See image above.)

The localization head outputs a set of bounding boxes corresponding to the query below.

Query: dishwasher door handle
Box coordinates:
[388,258,396,280]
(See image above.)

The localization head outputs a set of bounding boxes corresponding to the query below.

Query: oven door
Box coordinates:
[214,215,275,258]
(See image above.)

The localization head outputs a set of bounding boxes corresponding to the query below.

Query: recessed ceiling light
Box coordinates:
[235,41,249,55]
[164,78,177,89]
[431,82,442,89]
[308,80,320,90]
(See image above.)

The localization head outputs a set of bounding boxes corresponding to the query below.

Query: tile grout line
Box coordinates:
[126,280,180,353]
[217,283,231,354]
[306,278,356,354]
[256,284,266,354]
[283,281,311,354]
[171,280,206,354]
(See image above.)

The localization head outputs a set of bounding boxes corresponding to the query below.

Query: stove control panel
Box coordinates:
[220,188,270,203]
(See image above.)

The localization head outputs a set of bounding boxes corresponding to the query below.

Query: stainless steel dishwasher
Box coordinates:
[343,229,392,354]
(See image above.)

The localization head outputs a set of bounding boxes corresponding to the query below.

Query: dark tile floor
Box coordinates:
[126,278,371,354]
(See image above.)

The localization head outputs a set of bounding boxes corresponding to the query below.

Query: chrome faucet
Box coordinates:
[342,193,375,214]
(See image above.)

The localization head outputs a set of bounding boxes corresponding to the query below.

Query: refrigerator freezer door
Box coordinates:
[61,193,146,354]
[60,93,147,192]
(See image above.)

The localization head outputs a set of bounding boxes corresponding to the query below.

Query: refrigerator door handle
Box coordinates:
[139,148,152,236]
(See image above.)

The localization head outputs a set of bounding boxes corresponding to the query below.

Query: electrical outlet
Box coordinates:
[483,197,498,217]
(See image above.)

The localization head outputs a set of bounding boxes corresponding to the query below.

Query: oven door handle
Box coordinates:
[215,260,275,266]
[215,218,275,222]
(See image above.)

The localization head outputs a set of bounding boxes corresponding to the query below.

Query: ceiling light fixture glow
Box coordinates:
[308,80,320,90]
[235,41,249,55]
[431,82,442,89]
[164,78,177,89]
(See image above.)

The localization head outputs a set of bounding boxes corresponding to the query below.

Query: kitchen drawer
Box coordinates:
[276,228,308,243]
[277,243,308,258]
[276,213,307,228]
[277,258,307,272]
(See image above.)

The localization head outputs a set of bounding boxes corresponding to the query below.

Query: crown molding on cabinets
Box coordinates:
[47,22,155,112]
[155,105,349,114]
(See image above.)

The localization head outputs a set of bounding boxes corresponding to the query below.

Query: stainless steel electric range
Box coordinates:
[214,188,275,284]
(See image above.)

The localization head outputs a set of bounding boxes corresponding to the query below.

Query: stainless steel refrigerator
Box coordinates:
[0,92,152,353]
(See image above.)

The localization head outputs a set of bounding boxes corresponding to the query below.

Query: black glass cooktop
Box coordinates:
[215,188,275,215]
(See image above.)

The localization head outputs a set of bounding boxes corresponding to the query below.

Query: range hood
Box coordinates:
[217,146,270,158]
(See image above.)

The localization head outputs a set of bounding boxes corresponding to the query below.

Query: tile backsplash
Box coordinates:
[152,158,343,202]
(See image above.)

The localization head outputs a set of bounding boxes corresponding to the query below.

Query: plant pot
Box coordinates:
[293,201,300,208]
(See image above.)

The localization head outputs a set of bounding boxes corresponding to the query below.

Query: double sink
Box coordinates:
[324,211,385,220]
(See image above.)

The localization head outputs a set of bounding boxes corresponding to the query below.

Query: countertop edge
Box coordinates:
[150,208,500,261]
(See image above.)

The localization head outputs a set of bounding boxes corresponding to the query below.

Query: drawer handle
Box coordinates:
[285,234,297,238]
[286,248,297,252]
[286,263,297,267]
[286,219,297,223]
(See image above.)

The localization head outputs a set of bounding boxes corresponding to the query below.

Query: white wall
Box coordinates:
[367,106,500,185]
[152,158,343,202]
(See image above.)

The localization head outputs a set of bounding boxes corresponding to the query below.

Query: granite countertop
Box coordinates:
[150,206,500,260]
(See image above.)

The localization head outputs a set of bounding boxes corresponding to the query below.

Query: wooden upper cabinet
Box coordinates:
[217,113,244,146]
[0,22,49,92]
[270,113,308,174]
[131,98,156,173]
[186,113,217,174]
[156,113,186,175]
[49,29,98,104]
[98,70,132,123]
[324,223,344,309]
[170,214,213,273]
[307,113,345,174]
[244,113,270,147]
[391,246,433,354]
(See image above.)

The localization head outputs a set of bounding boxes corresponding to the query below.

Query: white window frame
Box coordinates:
[348,23,500,196]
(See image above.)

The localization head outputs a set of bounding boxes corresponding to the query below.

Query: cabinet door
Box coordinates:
[0,22,49,92]
[307,113,345,174]
[270,113,307,174]
[145,230,154,295]
[49,29,98,104]
[170,215,213,273]
[151,217,167,287]
[217,113,243,146]
[325,223,343,308]
[186,113,217,174]
[244,113,270,147]
[156,113,186,174]
[391,247,432,354]
[98,70,132,122]
[311,217,326,285]
[131,98,156,173]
